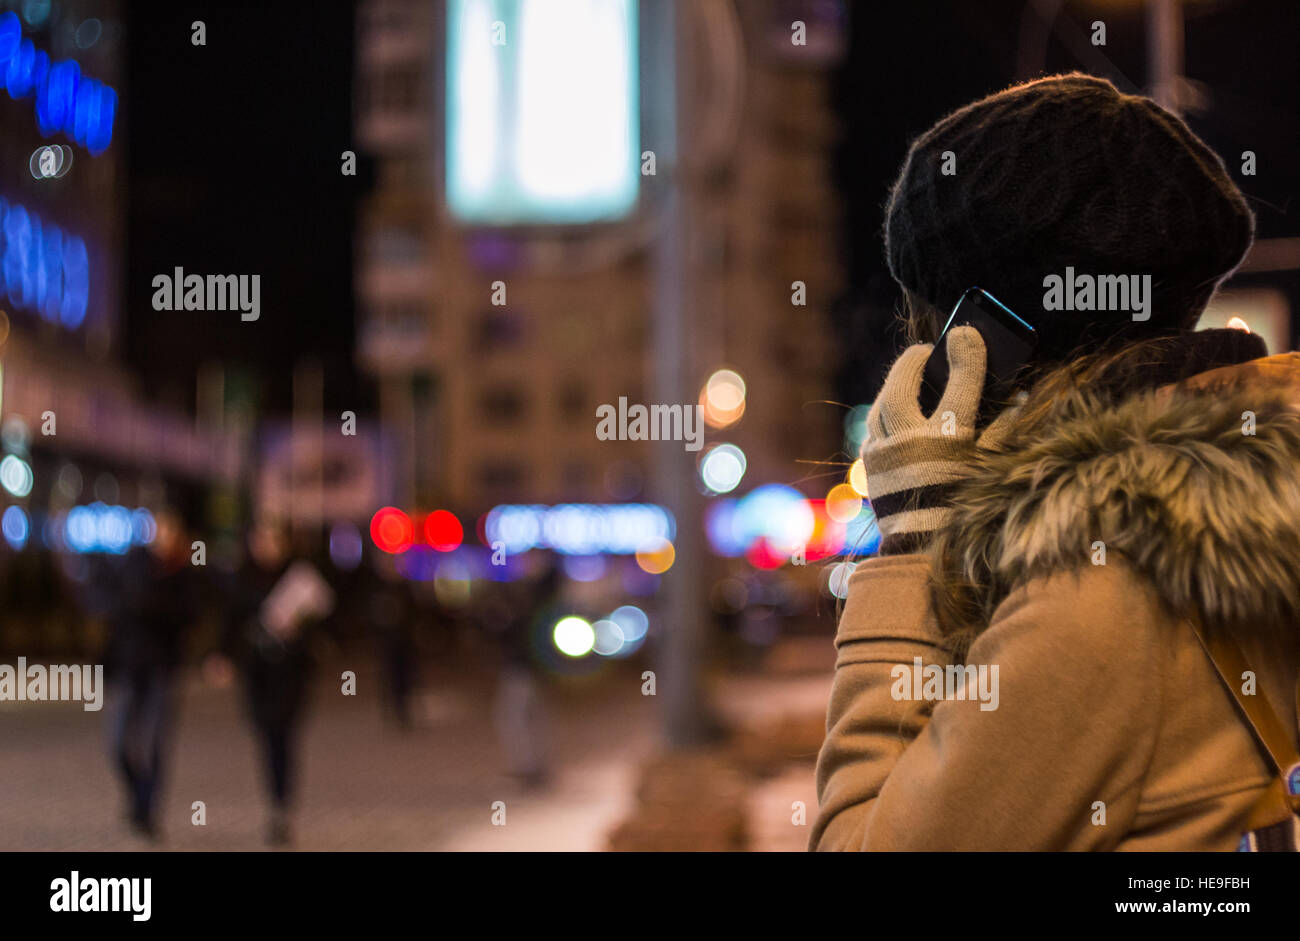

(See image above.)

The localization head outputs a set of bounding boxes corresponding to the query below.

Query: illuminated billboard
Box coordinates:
[445,0,640,225]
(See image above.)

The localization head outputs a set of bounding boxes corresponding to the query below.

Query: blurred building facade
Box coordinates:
[0,1,243,651]
[354,0,844,523]
[0,2,243,490]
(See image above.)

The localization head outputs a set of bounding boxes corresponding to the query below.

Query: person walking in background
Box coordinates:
[99,504,202,840]
[488,558,562,790]
[368,551,419,730]
[208,520,335,846]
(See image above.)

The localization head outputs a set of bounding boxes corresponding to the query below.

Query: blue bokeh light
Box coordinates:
[0,11,116,154]
[484,503,674,556]
[2,505,29,550]
[0,196,90,329]
[63,504,154,554]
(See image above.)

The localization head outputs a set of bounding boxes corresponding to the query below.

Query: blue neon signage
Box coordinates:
[0,196,90,329]
[484,503,674,556]
[0,11,116,155]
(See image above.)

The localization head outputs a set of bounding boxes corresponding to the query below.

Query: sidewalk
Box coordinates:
[437,748,651,851]
[603,638,833,853]
[0,642,833,851]
[433,641,834,852]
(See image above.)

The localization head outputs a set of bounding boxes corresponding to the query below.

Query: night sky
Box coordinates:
[124,0,367,416]
[829,0,1300,406]
[120,0,1300,417]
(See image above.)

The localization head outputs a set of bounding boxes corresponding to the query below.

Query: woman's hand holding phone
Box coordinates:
[862,327,1014,555]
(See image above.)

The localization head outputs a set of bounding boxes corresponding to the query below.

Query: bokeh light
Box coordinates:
[433,555,472,606]
[635,539,675,574]
[843,505,882,557]
[825,483,863,523]
[553,615,595,657]
[736,483,813,553]
[704,498,747,557]
[424,509,464,552]
[591,619,624,656]
[2,504,28,549]
[804,499,847,561]
[745,537,787,570]
[562,554,607,582]
[844,404,871,455]
[701,368,746,428]
[700,443,746,494]
[370,507,414,554]
[848,458,868,498]
[0,454,33,497]
[329,521,364,569]
[485,503,673,555]
[828,561,857,599]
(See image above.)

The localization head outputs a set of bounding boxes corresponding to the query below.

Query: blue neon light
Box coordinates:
[484,503,674,556]
[62,504,153,555]
[0,196,90,329]
[0,12,116,155]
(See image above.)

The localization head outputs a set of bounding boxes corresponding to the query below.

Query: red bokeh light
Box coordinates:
[424,509,463,552]
[804,498,847,562]
[745,537,787,570]
[370,507,413,554]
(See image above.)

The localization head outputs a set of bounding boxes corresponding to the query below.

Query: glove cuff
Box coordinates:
[871,487,958,556]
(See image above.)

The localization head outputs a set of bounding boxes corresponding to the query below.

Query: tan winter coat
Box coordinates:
[812,354,1300,851]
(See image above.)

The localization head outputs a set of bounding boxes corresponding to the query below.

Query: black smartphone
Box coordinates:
[919,287,1037,426]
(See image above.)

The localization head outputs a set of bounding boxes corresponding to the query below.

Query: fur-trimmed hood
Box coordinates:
[934,352,1300,640]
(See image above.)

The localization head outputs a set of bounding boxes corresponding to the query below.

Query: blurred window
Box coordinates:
[475,308,526,352]
[478,459,525,492]
[370,226,424,264]
[363,0,419,33]
[562,460,591,493]
[557,379,586,422]
[374,298,429,334]
[479,384,527,425]
[378,64,421,111]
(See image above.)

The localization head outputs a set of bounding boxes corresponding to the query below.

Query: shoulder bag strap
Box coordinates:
[1187,617,1300,817]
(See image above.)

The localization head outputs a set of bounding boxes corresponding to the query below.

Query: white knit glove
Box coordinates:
[862,326,1014,555]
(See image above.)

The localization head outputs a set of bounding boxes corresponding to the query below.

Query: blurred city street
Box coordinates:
[1,0,1294,865]
[0,644,828,852]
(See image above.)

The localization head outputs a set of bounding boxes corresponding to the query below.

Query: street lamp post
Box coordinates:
[649,0,718,747]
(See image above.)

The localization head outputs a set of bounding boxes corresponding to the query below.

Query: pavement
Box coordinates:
[0,641,833,852]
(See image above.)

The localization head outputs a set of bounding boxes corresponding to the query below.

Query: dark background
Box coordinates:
[829,0,1300,406]
[124,0,370,415]
[122,0,1300,414]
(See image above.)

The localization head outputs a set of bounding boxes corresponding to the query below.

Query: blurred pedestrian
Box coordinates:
[100,505,201,840]
[489,559,561,790]
[208,521,335,846]
[368,551,418,730]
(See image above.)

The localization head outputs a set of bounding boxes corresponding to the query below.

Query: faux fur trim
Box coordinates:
[937,355,1300,634]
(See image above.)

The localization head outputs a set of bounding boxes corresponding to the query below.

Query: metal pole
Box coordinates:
[650,0,716,746]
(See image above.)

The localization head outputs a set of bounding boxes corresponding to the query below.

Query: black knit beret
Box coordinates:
[884,74,1255,360]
